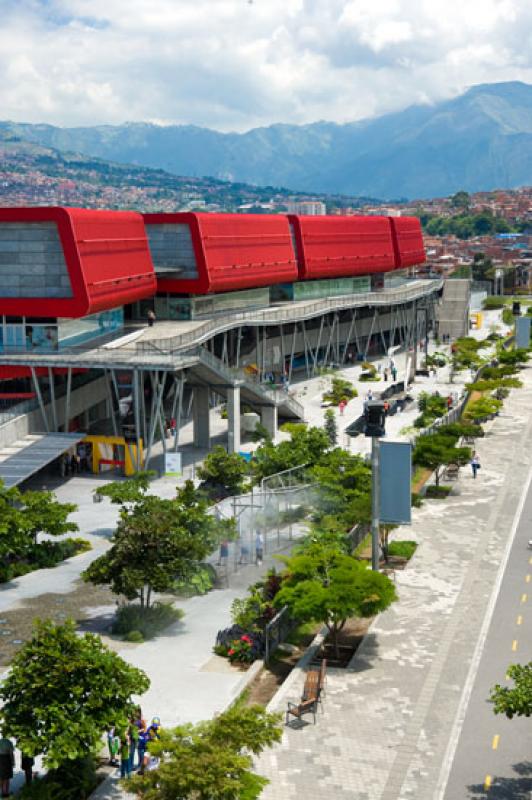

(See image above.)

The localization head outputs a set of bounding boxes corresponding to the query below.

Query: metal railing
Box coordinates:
[136,279,444,355]
[264,605,298,663]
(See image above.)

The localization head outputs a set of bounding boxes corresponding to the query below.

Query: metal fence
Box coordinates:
[264,605,298,663]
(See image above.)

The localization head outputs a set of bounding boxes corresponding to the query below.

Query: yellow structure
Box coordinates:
[84,435,144,476]
[470,312,483,329]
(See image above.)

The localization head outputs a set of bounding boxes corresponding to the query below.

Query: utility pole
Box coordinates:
[364,400,386,571]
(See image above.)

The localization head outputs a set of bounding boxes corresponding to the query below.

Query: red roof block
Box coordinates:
[0,207,156,317]
[289,215,396,279]
[389,216,426,268]
[144,212,298,294]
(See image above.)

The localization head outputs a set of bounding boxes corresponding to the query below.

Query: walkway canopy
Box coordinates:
[0,432,85,488]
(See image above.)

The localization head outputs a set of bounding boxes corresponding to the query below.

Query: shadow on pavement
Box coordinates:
[468,761,532,799]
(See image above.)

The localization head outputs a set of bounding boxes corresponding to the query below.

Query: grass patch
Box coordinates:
[285,621,320,647]
[388,540,417,560]
[411,466,432,494]
[111,602,184,640]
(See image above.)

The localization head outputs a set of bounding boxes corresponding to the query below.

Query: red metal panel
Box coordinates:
[288,215,396,279]
[0,207,156,317]
[143,212,297,294]
[389,217,426,268]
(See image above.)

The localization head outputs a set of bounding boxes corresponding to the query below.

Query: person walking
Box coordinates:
[471,453,481,479]
[391,365,398,382]
[21,753,34,786]
[147,309,156,327]
[0,733,15,799]
[383,367,389,382]
[255,531,264,565]
[107,727,120,767]
[119,732,131,779]
[338,399,346,416]
[137,723,149,775]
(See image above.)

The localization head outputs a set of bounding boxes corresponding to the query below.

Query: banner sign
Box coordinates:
[379,440,412,525]
[165,452,182,476]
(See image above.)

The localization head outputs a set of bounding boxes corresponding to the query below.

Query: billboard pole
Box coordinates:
[371,436,380,571]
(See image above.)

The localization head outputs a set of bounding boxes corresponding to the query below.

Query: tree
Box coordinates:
[463,396,503,423]
[275,545,397,658]
[252,424,329,484]
[0,620,149,769]
[310,449,372,527]
[450,190,470,210]
[84,481,233,607]
[127,705,282,800]
[323,377,357,405]
[94,471,154,505]
[413,433,471,486]
[0,480,77,563]
[324,408,337,447]
[490,662,532,719]
[197,445,248,499]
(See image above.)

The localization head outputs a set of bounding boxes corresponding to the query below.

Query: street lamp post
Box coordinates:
[364,401,386,571]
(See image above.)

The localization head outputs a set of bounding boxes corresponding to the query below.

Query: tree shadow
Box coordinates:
[468,761,532,799]
[345,631,380,673]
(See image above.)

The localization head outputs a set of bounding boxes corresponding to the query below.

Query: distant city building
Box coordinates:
[286,200,326,216]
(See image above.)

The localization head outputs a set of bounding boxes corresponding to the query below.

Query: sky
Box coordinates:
[1,0,532,131]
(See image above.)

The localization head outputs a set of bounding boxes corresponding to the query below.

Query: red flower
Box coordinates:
[228,649,235,656]
[241,635,251,643]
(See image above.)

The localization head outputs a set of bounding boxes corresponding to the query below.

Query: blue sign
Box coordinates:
[379,440,412,525]
[516,316,531,349]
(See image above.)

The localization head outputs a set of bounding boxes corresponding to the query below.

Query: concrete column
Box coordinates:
[227,386,241,454]
[193,386,211,449]
[260,405,278,440]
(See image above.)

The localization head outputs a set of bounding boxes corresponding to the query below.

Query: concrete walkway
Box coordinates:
[256,357,532,798]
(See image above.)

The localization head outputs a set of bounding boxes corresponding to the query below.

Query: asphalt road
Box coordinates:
[443,473,532,800]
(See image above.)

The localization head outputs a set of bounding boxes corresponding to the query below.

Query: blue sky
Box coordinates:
[0,0,531,130]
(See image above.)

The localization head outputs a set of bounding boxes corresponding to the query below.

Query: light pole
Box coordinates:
[364,401,386,571]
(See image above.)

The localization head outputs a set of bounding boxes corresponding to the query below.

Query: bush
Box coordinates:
[322,377,357,405]
[124,630,144,643]
[227,634,255,664]
[111,602,184,640]
[502,307,515,325]
[19,757,98,800]
[388,541,417,560]
[0,539,91,584]
[483,296,506,310]
[425,485,453,499]
[215,625,265,661]
[359,372,380,382]
[172,563,217,596]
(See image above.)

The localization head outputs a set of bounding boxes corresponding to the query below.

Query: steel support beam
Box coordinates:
[48,368,58,431]
[31,367,49,433]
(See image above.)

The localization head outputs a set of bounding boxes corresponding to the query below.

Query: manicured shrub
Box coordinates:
[425,485,453,499]
[387,541,417,560]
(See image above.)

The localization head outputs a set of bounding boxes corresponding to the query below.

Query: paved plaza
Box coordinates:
[256,345,532,798]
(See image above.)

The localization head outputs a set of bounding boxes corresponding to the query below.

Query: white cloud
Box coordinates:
[0,0,531,129]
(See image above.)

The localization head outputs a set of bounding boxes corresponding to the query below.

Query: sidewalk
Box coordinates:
[255,364,532,798]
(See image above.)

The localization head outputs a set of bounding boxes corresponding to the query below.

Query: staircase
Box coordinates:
[437,279,471,340]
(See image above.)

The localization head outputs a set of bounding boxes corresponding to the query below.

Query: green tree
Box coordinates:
[0,620,149,769]
[463,396,503,423]
[275,545,397,658]
[252,424,329,484]
[490,662,532,719]
[127,705,282,800]
[0,481,77,562]
[324,408,337,447]
[413,433,471,486]
[84,481,233,607]
[197,446,248,499]
[310,449,372,527]
[323,377,357,405]
[94,471,154,505]
[450,190,471,210]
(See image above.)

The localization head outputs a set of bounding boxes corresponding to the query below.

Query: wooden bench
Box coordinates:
[286,660,327,726]
[443,462,460,481]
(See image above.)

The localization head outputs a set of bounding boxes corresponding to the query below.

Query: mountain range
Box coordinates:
[2,81,532,200]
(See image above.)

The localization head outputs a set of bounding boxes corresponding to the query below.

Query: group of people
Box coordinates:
[0,733,34,798]
[107,712,161,779]
[59,444,91,477]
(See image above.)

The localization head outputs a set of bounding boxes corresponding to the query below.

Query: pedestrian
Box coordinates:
[169,417,177,436]
[78,444,88,472]
[147,309,156,327]
[255,531,264,565]
[128,720,139,774]
[338,399,346,416]
[0,732,15,799]
[107,727,119,766]
[70,453,78,474]
[366,390,373,402]
[21,753,34,786]
[471,453,481,479]
[383,400,389,415]
[137,722,150,775]
[383,367,389,382]
[218,540,229,566]
[238,538,249,564]
[447,394,453,410]
[391,366,397,382]
[119,732,131,779]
